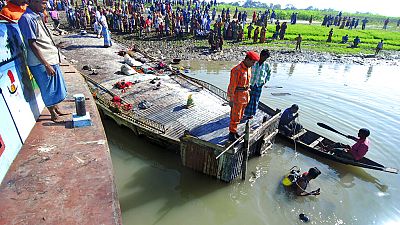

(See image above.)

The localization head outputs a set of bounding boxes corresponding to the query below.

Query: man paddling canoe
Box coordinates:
[324,128,370,161]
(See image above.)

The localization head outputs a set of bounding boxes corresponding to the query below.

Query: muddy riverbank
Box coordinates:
[112,33,399,66]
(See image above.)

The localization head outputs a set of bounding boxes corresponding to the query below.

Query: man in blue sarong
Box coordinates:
[243,49,271,120]
[100,12,112,47]
[18,0,68,122]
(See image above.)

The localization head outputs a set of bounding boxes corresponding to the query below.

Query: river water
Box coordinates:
[106,61,400,225]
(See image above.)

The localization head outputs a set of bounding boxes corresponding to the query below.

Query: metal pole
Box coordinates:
[241,120,250,180]
[215,133,245,159]
[0,87,23,144]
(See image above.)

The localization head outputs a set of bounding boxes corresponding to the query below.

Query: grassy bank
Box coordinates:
[211,3,400,54]
[216,3,399,25]
[236,23,400,54]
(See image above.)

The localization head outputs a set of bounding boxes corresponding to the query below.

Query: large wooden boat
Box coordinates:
[278,128,398,174]
[69,45,281,182]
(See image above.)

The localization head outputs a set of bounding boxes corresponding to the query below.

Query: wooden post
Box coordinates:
[241,121,250,180]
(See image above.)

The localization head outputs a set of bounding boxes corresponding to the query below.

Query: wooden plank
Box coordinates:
[249,113,280,142]
[291,129,308,140]
[309,137,325,148]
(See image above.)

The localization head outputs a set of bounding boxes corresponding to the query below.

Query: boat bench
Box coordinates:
[291,129,307,140]
[309,137,325,148]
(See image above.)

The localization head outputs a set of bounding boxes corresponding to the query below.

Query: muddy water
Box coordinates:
[107,61,400,225]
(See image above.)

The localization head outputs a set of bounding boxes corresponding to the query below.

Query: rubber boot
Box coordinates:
[229,132,238,141]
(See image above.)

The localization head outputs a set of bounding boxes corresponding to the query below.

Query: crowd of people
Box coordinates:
[326,28,385,51]
[63,0,221,39]
[321,11,399,31]
[60,0,296,50]
[1,0,397,53]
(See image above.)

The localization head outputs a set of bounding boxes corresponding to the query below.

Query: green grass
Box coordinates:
[230,23,400,54]
[210,3,400,54]
[215,3,400,25]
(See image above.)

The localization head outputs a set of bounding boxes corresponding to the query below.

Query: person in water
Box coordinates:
[279,104,303,136]
[283,167,321,196]
[326,128,370,161]
[295,167,321,196]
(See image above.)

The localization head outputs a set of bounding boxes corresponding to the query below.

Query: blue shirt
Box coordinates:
[279,108,295,126]
[19,7,60,66]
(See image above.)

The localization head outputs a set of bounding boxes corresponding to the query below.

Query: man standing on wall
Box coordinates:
[227,51,259,141]
[243,49,271,120]
[18,0,68,122]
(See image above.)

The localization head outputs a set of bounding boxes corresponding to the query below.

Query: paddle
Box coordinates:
[317,122,353,139]
[348,160,398,174]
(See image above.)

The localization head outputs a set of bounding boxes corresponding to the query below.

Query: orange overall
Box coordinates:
[227,62,251,133]
[0,2,26,20]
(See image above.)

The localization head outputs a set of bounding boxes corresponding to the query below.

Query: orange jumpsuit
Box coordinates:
[0,2,26,20]
[227,62,251,133]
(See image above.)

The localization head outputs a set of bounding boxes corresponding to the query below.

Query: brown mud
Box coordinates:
[112,33,399,66]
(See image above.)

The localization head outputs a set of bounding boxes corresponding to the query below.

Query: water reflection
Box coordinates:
[333,64,340,72]
[318,64,323,75]
[272,62,278,74]
[335,165,388,192]
[288,63,296,76]
[344,64,351,73]
[366,65,373,81]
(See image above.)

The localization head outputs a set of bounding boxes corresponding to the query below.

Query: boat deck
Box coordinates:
[60,34,271,144]
[189,111,270,146]
[58,33,281,182]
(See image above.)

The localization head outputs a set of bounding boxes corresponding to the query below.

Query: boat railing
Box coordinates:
[178,74,228,101]
[178,74,280,115]
[83,75,167,134]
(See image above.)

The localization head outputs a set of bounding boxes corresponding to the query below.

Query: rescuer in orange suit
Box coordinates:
[227,51,259,141]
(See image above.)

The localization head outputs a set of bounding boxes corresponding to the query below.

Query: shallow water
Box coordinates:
[107,61,400,225]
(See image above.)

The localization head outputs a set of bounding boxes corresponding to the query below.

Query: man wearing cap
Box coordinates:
[243,49,271,120]
[227,51,259,141]
[0,0,27,20]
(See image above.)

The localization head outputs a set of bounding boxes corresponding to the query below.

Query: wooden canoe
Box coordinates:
[278,128,398,174]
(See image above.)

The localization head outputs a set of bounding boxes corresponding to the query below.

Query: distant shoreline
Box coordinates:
[112,32,399,66]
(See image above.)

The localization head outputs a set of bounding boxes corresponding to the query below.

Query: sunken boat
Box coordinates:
[61,42,280,182]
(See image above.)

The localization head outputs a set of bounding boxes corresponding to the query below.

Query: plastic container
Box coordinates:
[74,94,86,116]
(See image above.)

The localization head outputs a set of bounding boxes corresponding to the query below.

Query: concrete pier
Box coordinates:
[0,62,122,224]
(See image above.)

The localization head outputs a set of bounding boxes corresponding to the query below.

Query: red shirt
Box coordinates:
[349,138,369,161]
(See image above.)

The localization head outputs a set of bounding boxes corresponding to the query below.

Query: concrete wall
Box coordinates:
[0,22,45,182]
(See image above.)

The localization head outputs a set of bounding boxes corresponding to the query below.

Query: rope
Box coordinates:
[291,115,301,157]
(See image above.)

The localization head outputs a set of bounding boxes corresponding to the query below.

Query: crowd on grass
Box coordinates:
[321,11,400,30]
[1,0,398,53]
